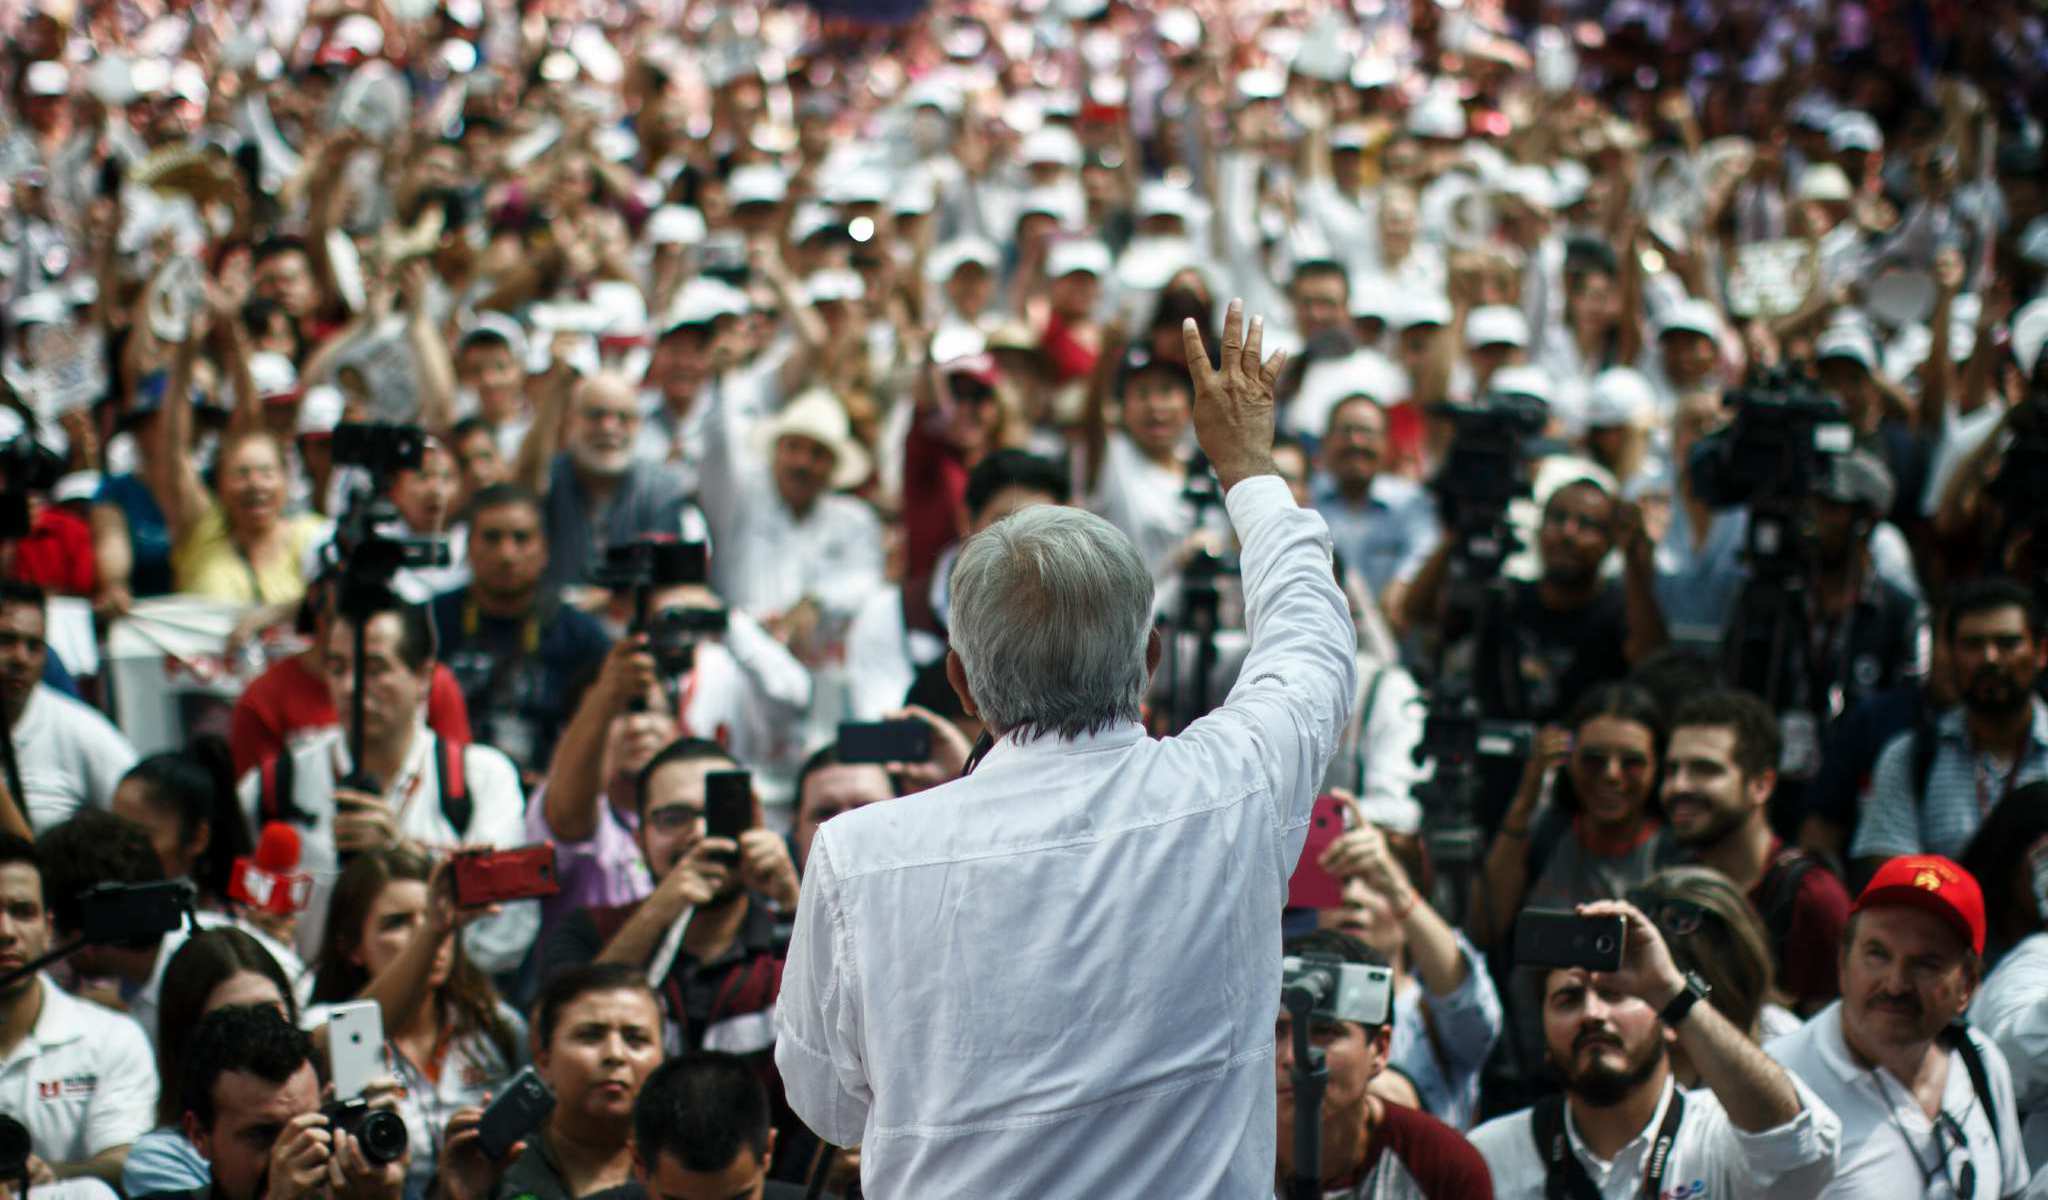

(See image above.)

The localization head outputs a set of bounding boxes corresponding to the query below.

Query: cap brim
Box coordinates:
[1854,886,1982,954]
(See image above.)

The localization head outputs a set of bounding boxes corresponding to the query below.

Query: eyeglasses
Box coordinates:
[1574,747,1652,774]
[1934,1111,1976,1200]
[1627,894,1712,938]
[644,804,703,833]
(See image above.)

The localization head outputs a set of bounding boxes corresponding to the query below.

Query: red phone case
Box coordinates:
[452,845,561,907]
[1287,794,1349,910]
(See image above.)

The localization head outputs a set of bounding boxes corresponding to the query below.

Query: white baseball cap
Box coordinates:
[1045,238,1112,280]
[928,237,1001,282]
[726,164,788,207]
[1465,305,1530,350]
[1826,111,1883,155]
[1585,367,1655,428]
[1657,298,1722,341]
[1815,324,1878,372]
[1020,126,1083,169]
[1797,163,1854,203]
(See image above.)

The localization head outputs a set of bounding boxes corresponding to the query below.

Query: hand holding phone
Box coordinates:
[703,771,754,867]
[837,719,932,765]
[1513,910,1625,973]
[1287,794,1348,910]
[475,1067,554,1160]
[451,845,561,908]
[326,1000,385,1103]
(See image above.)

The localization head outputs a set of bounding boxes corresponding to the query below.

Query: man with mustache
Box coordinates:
[1766,856,2029,1197]
[1470,899,1840,1199]
[1310,393,1438,620]
[1660,688,1851,1014]
[1851,578,2048,869]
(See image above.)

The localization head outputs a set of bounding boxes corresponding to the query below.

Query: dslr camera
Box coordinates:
[322,1098,408,1166]
[594,539,727,675]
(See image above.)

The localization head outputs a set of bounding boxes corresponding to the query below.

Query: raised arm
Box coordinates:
[540,636,656,843]
[1178,301,1358,838]
[144,307,218,545]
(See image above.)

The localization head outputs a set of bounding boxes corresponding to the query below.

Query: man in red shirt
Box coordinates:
[229,572,470,774]
[1275,930,1494,1199]
[1659,688,1852,1014]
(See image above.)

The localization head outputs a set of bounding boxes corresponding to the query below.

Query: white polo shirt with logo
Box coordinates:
[0,977,156,1165]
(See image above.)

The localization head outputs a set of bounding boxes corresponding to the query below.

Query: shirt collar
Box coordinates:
[1564,1073,1677,1169]
[28,975,86,1049]
[974,721,1148,774]
[1938,697,2048,749]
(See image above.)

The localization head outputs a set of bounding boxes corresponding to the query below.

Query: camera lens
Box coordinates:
[355,1109,409,1166]
[1595,934,1616,954]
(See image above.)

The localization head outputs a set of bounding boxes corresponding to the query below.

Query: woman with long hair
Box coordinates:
[1629,865,1796,1067]
[307,846,523,1200]
[121,929,299,1198]
[1472,682,1672,948]
[111,738,250,910]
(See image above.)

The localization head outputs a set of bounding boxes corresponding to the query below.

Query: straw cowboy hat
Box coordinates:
[753,389,870,491]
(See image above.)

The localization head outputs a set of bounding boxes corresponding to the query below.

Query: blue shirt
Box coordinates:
[1386,931,1504,1131]
[1655,502,1749,653]
[94,474,174,598]
[1851,697,2048,861]
[1310,472,1439,599]
[121,1127,208,1197]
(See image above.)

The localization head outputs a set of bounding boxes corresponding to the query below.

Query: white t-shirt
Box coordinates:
[0,978,156,1165]
[11,685,138,835]
[1766,1000,2028,1199]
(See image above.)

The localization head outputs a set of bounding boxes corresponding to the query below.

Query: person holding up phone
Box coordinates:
[538,738,797,1057]
[1314,797,1503,1131]
[304,848,525,1200]
[1469,900,1841,1200]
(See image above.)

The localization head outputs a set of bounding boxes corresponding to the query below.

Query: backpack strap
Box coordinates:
[1944,1022,2003,1152]
[435,738,472,838]
[1756,847,1823,949]
[1348,666,1390,794]
[259,751,306,827]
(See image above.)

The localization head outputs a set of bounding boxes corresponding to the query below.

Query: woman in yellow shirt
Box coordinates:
[148,308,328,606]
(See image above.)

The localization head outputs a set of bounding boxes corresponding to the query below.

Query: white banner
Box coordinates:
[105,595,264,757]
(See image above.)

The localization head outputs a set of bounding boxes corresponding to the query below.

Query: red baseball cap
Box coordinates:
[940,353,1001,391]
[1853,855,1986,955]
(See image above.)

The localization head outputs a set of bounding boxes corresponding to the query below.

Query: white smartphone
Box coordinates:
[327,1000,385,1102]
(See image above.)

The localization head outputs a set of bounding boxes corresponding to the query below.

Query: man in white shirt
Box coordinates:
[1469,899,1841,1200]
[1769,855,2031,1197]
[0,583,136,833]
[0,835,156,1189]
[236,596,537,971]
[697,385,884,634]
[776,302,1358,1193]
[1973,922,2048,1168]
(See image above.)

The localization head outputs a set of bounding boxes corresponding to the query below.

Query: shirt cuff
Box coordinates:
[1223,473,1294,533]
[1731,1075,1840,1179]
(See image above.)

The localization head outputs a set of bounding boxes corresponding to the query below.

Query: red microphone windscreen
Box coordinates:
[254,822,302,872]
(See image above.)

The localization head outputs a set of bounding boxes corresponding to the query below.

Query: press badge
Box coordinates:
[1780,710,1822,780]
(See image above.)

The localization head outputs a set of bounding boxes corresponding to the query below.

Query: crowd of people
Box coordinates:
[2,0,2048,1193]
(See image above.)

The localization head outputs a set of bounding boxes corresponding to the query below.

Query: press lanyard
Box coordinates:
[1541,1087,1687,1200]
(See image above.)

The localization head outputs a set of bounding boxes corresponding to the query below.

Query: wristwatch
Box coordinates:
[1659,971,1712,1028]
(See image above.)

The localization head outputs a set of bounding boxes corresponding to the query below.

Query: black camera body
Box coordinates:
[80,880,192,947]
[1686,370,1849,510]
[323,1099,408,1166]
[645,604,729,674]
[0,436,68,539]
[333,422,428,476]
[596,539,722,675]
[1428,392,1547,515]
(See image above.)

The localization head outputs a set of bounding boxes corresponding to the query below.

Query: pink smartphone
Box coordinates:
[1288,794,1349,910]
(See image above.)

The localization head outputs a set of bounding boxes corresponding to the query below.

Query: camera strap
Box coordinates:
[1530,1086,1685,1200]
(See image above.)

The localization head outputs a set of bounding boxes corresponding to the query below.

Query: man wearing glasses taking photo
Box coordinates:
[1766,856,2029,1198]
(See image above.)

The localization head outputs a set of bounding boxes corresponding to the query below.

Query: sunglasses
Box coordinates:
[1575,747,1653,774]
[1626,893,1712,939]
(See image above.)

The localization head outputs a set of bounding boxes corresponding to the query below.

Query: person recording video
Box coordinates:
[155,1004,406,1200]
[1273,931,1492,1197]
[235,595,534,971]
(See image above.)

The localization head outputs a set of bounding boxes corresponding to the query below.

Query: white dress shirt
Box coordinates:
[1766,1000,2027,1198]
[774,475,1357,1196]
[0,978,157,1166]
[695,383,886,624]
[1973,932,2048,1169]
[235,725,539,973]
[1469,1071,1842,1200]
[10,684,138,835]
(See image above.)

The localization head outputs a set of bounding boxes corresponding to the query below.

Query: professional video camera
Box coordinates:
[0,435,66,539]
[594,538,726,676]
[1688,368,1850,502]
[329,422,450,584]
[327,422,450,795]
[1426,392,1547,578]
[1155,452,1238,733]
[0,879,193,991]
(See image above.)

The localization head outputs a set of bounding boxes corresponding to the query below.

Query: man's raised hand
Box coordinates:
[1181,297,1287,493]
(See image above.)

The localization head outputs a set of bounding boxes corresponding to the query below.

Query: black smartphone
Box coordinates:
[476,1067,554,1160]
[1513,910,1625,973]
[704,770,753,866]
[837,719,932,765]
[97,156,124,200]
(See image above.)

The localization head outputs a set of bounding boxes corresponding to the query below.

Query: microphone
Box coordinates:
[227,823,313,915]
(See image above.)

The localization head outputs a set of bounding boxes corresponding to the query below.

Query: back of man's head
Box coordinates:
[38,810,164,938]
[948,505,1152,741]
[632,1052,772,1178]
[181,1003,315,1131]
[964,449,1071,523]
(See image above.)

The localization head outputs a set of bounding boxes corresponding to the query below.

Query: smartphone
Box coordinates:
[452,845,561,908]
[1513,910,1626,973]
[837,719,932,765]
[1287,794,1348,910]
[475,1066,554,1160]
[704,771,753,866]
[97,156,124,200]
[327,1000,385,1102]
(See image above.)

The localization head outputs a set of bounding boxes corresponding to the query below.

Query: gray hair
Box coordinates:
[948,506,1154,741]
